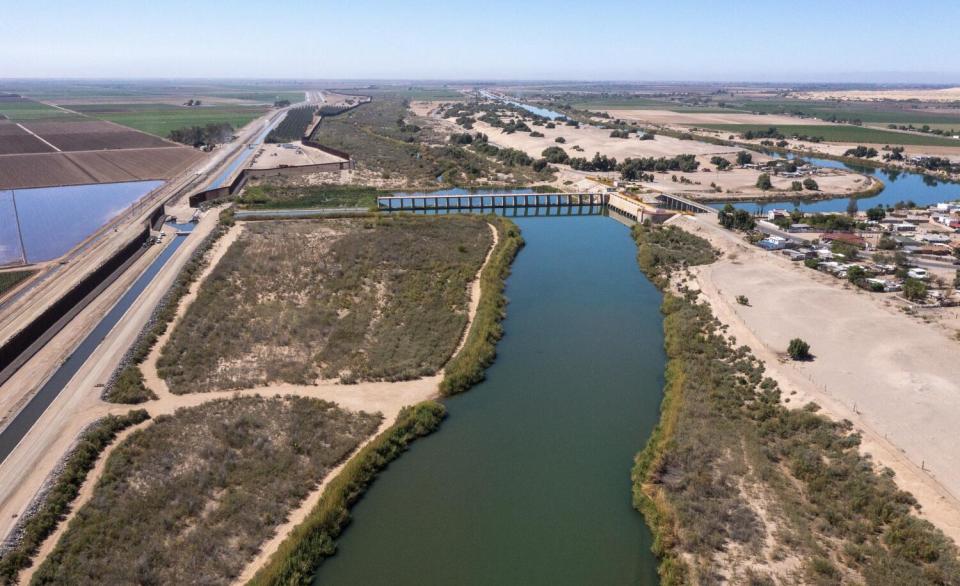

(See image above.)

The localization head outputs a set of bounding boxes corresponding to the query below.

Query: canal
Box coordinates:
[313,212,664,584]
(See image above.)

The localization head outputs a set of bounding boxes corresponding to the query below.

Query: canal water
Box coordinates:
[313,213,664,584]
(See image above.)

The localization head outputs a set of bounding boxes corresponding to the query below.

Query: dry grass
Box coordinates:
[31,395,380,585]
[158,215,492,393]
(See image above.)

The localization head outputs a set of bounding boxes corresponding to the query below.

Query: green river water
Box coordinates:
[313,213,664,585]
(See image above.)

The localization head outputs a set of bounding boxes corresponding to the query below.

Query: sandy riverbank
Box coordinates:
[669,214,960,543]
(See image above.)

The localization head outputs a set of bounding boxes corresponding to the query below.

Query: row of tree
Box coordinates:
[168,123,234,148]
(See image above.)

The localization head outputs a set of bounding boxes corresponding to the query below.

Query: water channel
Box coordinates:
[313,206,664,584]
[725,154,960,214]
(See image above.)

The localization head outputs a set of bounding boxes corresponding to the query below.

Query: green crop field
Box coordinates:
[572,97,739,112]
[203,91,305,103]
[0,100,78,121]
[702,123,960,146]
[0,270,34,296]
[726,99,960,125]
[77,105,268,137]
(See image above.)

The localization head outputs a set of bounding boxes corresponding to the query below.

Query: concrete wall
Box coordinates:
[0,227,150,385]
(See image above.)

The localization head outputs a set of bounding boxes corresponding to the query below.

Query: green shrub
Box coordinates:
[440,217,523,395]
[247,401,446,585]
[787,338,811,360]
[0,410,149,583]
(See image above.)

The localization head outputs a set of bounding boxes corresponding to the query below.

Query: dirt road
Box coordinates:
[0,211,219,542]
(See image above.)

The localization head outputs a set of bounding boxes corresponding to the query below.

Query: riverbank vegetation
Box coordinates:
[247,400,446,585]
[236,183,382,209]
[32,396,380,585]
[310,95,548,186]
[440,216,523,395]
[632,222,960,584]
[159,215,493,393]
[0,410,149,584]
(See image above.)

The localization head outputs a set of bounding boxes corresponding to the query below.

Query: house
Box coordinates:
[782,249,808,261]
[758,235,787,250]
[822,232,867,248]
[909,245,952,256]
[889,222,916,233]
[919,233,952,244]
[815,248,835,259]
[767,209,790,220]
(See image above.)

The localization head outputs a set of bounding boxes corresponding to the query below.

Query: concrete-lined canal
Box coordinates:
[312,212,664,584]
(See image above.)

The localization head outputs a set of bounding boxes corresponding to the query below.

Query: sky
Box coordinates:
[2,0,960,82]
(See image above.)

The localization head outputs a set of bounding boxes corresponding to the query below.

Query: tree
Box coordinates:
[756,173,773,191]
[787,338,811,360]
[846,198,858,216]
[541,146,569,163]
[831,241,859,261]
[878,234,897,250]
[847,265,867,284]
[736,295,750,306]
[736,151,753,166]
[866,206,886,221]
[710,156,731,170]
[803,178,819,191]
[903,278,927,302]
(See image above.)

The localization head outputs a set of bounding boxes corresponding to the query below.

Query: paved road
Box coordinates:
[0,212,219,540]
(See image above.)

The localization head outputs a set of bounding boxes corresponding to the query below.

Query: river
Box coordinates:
[312,212,664,584]
[728,154,960,213]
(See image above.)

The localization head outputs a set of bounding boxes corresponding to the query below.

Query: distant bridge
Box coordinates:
[377,192,608,211]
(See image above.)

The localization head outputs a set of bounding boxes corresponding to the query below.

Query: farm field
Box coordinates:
[21,120,174,151]
[722,99,960,125]
[203,90,305,104]
[572,96,738,112]
[32,395,381,585]
[0,147,204,189]
[71,103,269,137]
[702,123,960,146]
[266,104,315,143]
[158,216,492,393]
[0,270,33,296]
[0,98,78,121]
[0,122,55,155]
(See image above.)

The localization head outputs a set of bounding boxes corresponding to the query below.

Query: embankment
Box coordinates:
[630,222,960,584]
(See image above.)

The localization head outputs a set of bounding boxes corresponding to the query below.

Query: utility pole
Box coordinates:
[9,190,27,266]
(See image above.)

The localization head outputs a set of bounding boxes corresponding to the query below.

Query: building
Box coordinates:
[758,235,787,250]
[822,232,867,248]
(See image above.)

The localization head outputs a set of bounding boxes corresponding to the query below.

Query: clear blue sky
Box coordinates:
[3,0,959,82]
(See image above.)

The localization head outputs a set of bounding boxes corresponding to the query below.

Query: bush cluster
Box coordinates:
[0,410,149,583]
[247,400,446,585]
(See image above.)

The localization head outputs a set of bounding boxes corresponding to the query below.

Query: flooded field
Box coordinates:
[0,180,162,264]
